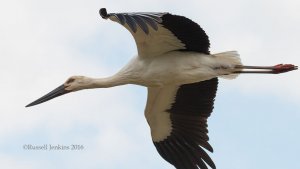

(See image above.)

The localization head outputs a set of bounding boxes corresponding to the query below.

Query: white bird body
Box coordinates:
[95,51,241,88]
[26,8,297,169]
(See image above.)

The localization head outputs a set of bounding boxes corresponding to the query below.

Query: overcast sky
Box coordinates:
[0,0,299,169]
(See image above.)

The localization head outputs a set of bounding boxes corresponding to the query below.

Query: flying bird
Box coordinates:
[26,8,297,169]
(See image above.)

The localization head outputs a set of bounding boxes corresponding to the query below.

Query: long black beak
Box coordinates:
[26,84,71,107]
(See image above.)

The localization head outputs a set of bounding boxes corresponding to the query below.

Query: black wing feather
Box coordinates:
[132,15,149,34]
[123,15,137,33]
[154,78,218,169]
[115,14,126,25]
[161,14,210,54]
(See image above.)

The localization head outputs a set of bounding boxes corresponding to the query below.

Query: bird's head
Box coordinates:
[26,76,93,107]
[64,76,93,91]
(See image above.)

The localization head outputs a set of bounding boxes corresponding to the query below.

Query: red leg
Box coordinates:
[272,64,298,74]
[233,64,298,74]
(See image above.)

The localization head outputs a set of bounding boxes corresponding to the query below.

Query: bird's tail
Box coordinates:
[213,51,242,79]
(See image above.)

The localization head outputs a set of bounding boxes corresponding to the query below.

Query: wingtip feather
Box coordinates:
[99,8,109,19]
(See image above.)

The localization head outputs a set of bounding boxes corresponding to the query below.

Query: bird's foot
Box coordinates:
[272,64,298,74]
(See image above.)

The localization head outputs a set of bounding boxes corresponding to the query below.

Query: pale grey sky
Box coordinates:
[0,0,299,169]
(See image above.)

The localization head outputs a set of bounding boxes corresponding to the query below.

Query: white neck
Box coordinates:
[84,57,144,89]
[89,75,131,89]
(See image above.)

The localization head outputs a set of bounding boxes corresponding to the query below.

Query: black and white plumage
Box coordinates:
[100,8,210,57]
[26,8,298,169]
[150,79,218,169]
[101,10,218,168]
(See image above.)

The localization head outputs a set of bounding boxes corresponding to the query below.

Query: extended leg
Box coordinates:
[234,64,298,74]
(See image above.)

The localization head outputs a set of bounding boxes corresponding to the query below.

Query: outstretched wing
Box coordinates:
[100,8,217,168]
[145,78,218,169]
[100,8,210,57]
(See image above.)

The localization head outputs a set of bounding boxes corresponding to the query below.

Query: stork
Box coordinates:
[26,8,297,169]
